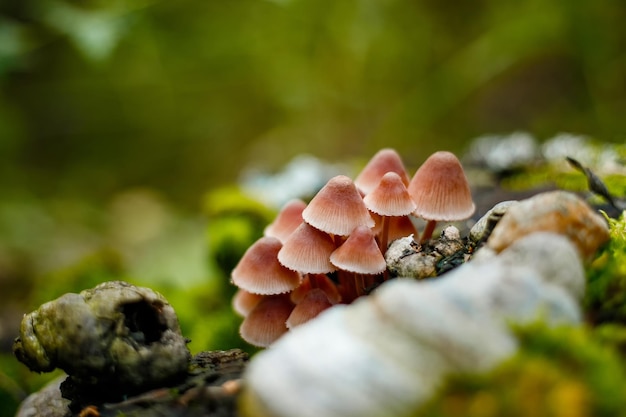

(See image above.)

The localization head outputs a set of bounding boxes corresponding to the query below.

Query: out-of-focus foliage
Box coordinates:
[0,354,64,417]
[415,322,626,417]
[585,210,626,325]
[492,137,626,194]
[2,0,626,415]
[0,191,263,415]
[2,0,626,204]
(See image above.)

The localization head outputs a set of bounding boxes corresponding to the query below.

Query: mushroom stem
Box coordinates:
[379,216,390,254]
[365,274,384,291]
[308,274,319,289]
[354,273,364,297]
[332,234,345,247]
[420,220,437,243]
[347,273,360,301]
[337,271,354,302]
[380,217,392,281]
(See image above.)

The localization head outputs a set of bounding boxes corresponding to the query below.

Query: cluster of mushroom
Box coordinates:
[231,149,476,347]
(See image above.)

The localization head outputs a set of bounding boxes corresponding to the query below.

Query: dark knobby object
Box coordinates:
[13,281,192,411]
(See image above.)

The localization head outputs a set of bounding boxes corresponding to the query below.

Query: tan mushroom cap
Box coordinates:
[231,236,303,295]
[278,222,337,274]
[302,175,374,236]
[369,210,383,236]
[232,289,264,317]
[408,151,475,221]
[363,172,417,216]
[355,148,411,195]
[286,289,334,329]
[239,294,294,347]
[264,199,307,243]
[330,225,386,274]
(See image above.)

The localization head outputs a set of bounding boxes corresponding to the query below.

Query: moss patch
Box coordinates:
[415,323,626,417]
[584,210,626,324]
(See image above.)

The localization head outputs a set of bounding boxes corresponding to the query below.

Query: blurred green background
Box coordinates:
[1,0,626,414]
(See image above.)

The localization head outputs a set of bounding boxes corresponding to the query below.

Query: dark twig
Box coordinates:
[566,156,619,210]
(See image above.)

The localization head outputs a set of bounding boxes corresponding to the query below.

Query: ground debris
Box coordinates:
[16,349,248,417]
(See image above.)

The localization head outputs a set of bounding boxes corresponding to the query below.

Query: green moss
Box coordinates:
[500,165,588,192]
[603,175,626,200]
[584,210,626,324]
[593,324,626,359]
[204,186,275,277]
[414,323,626,417]
[202,185,275,222]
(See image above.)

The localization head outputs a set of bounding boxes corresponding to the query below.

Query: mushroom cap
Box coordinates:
[286,289,334,329]
[239,295,294,347]
[354,148,411,195]
[302,175,374,236]
[232,289,264,317]
[231,236,303,295]
[408,151,475,221]
[369,210,384,236]
[363,172,417,216]
[264,199,307,243]
[330,225,386,274]
[278,222,337,274]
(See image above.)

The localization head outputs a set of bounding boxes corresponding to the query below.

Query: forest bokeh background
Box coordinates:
[1,0,626,414]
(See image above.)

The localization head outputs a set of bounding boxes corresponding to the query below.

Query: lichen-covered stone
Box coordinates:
[385,227,465,279]
[13,281,190,394]
[385,235,437,278]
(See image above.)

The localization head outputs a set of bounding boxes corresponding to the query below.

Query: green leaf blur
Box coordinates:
[2,0,626,415]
